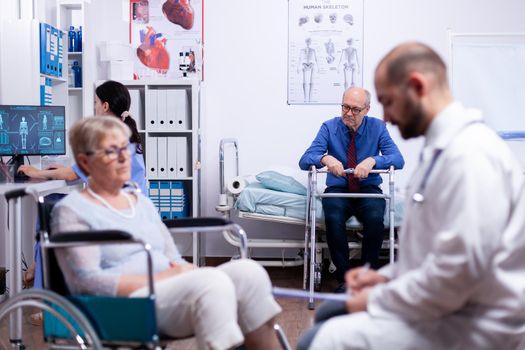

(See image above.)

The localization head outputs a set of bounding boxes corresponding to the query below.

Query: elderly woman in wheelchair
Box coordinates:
[50,116,282,350]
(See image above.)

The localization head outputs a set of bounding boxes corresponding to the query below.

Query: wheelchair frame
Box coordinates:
[0,187,289,350]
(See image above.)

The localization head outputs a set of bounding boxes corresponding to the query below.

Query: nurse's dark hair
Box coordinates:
[95,80,143,154]
[378,42,448,89]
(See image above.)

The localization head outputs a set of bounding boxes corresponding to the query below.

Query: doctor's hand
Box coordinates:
[321,155,345,177]
[353,157,376,178]
[346,288,370,313]
[345,267,388,294]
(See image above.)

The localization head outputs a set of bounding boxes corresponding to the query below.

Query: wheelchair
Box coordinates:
[0,187,291,350]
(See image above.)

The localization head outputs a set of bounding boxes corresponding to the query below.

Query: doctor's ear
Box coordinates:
[406,72,428,97]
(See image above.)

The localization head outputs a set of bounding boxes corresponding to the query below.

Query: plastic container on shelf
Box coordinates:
[68,26,77,52]
[68,63,74,87]
[72,61,82,87]
[76,26,82,52]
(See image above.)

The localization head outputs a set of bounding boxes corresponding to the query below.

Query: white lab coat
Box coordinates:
[310,102,525,350]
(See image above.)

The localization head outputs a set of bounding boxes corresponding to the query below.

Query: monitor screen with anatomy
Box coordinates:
[0,105,66,156]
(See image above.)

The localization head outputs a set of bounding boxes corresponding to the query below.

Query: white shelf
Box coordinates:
[121,80,200,211]
[60,2,82,10]
[58,0,94,151]
[146,130,193,134]
[40,73,67,83]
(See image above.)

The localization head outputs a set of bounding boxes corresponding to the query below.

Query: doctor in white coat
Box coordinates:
[298,42,525,350]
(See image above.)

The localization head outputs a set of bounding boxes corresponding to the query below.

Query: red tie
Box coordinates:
[347,130,360,192]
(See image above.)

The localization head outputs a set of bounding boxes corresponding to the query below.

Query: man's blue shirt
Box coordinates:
[299,116,404,188]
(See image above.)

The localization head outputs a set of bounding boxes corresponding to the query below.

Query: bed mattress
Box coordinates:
[235,182,404,227]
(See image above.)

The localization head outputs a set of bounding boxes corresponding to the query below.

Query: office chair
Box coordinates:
[0,188,291,350]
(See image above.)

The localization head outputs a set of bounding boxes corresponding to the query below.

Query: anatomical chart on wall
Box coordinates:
[130,0,203,80]
[288,0,363,104]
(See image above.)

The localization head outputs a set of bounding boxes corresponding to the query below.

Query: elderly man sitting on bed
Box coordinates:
[299,86,404,292]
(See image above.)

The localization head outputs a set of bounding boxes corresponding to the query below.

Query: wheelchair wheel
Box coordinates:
[0,289,102,350]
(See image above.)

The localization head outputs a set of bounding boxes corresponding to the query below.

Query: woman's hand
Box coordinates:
[155,262,196,282]
[118,263,196,296]
[45,164,65,170]
[17,165,45,179]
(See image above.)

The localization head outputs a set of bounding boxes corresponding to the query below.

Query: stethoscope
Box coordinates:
[411,149,443,204]
[411,119,482,204]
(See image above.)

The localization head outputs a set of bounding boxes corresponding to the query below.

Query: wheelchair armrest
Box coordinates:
[4,188,29,201]
[50,230,132,243]
[43,230,156,296]
[163,217,233,228]
[163,218,249,259]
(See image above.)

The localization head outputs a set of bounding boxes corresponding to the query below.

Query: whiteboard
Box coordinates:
[450,33,525,132]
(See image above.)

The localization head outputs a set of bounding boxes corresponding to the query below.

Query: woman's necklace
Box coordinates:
[86,186,136,219]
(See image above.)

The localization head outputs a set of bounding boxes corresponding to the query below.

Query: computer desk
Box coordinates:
[0,179,70,345]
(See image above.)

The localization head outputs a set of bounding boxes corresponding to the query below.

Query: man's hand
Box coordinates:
[346,288,370,313]
[353,157,376,178]
[346,267,388,294]
[322,155,346,176]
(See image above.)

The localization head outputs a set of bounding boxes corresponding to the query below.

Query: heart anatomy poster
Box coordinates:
[288,0,363,105]
[130,0,203,80]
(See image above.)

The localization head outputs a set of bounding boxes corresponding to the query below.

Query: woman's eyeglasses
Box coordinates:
[86,143,136,160]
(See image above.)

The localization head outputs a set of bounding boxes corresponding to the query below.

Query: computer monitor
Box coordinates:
[0,105,66,156]
[0,105,66,177]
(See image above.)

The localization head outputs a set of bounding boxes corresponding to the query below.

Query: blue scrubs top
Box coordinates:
[72,151,147,195]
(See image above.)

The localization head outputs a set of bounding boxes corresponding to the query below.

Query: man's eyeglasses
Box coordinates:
[86,143,136,160]
[341,104,367,115]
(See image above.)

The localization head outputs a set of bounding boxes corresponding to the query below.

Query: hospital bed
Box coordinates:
[216,139,402,308]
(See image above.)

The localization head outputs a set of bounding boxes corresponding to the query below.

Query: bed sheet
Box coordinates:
[235,182,404,227]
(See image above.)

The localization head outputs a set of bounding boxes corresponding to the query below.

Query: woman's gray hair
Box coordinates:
[69,116,131,162]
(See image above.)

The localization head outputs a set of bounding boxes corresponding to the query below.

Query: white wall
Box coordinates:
[43,0,525,257]
[201,0,525,256]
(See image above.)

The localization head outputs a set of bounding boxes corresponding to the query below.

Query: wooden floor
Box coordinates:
[0,264,340,350]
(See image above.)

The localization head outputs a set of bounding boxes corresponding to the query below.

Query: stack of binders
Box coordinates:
[148,180,189,219]
[39,77,53,105]
[39,23,64,78]
[146,88,190,131]
[146,136,189,179]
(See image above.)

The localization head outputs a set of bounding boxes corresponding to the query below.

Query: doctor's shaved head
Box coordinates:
[376,42,449,90]
[374,42,454,139]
